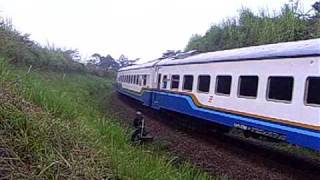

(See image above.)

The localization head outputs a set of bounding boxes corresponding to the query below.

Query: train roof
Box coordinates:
[158,38,320,66]
[118,38,320,71]
[118,59,162,71]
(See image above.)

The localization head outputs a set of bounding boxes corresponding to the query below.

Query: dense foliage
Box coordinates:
[87,54,137,71]
[0,18,86,73]
[185,1,320,52]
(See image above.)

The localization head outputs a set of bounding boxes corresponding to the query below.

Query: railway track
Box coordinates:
[110,92,320,180]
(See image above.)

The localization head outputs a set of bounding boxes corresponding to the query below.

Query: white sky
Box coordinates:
[0,0,316,62]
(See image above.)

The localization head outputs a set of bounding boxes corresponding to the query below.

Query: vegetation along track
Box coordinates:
[109,92,320,180]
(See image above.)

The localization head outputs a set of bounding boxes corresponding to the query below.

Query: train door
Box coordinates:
[157,73,161,89]
[151,68,161,109]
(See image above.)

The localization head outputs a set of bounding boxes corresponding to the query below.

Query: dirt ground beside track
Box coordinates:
[108,92,320,180]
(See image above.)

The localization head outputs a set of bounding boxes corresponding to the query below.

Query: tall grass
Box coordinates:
[0,58,10,84]
[0,59,213,179]
[1,58,114,179]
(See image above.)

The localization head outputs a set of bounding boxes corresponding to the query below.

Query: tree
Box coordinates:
[313,1,320,12]
[63,49,81,62]
[161,50,181,59]
[87,53,119,71]
[116,54,137,68]
[98,54,119,70]
[185,34,203,51]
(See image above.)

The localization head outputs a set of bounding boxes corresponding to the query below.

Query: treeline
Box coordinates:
[86,53,137,76]
[0,17,136,76]
[185,1,320,52]
[0,18,87,73]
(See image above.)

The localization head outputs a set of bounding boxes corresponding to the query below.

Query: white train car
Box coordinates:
[116,39,320,151]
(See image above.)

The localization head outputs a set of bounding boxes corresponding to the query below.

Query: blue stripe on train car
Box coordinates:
[116,86,153,106]
[116,86,320,151]
[153,91,320,151]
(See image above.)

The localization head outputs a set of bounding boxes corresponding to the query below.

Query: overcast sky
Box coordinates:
[0,0,316,62]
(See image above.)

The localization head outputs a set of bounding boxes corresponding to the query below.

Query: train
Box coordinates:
[116,38,320,151]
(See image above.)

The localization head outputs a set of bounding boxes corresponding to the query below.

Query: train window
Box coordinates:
[238,76,259,98]
[198,75,210,93]
[216,75,232,95]
[157,74,161,89]
[137,75,140,85]
[183,75,193,91]
[305,77,320,106]
[135,75,138,85]
[135,75,139,85]
[267,76,294,102]
[130,75,133,84]
[171,75,180,89]
[143,75,147,86]
[162,75,168,89]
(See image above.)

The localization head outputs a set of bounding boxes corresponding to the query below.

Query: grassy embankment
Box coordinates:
[0,58,213,179]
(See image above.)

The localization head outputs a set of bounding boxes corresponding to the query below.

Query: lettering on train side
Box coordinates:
[208,96,214,103]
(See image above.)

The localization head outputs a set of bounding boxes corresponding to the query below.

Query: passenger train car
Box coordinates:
[116,39,320,151]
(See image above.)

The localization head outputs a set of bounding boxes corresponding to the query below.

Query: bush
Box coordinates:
[0,17,87,74]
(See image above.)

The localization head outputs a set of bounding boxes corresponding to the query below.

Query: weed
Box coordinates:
[0,59,212,179]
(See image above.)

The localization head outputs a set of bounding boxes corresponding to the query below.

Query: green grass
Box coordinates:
[0,58,213,179]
